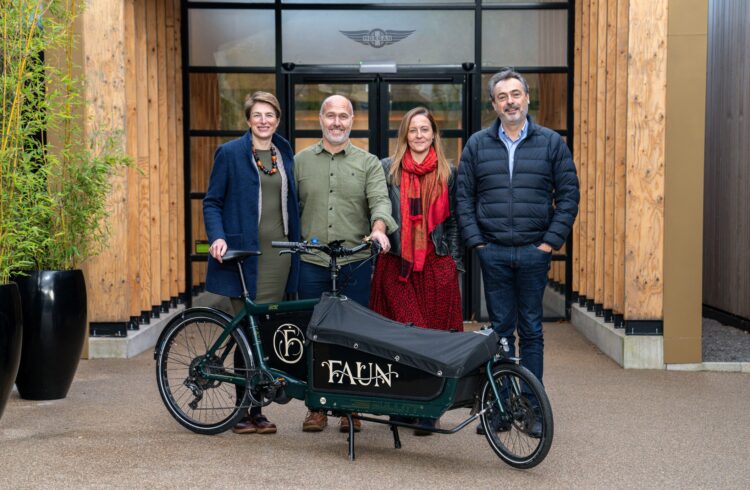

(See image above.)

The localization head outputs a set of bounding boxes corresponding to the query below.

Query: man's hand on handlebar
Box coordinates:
[209,238,228,263]
[367,220,390,254]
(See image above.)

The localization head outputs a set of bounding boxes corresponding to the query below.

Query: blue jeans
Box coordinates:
[298,259,373,307]
[477,243,551,383]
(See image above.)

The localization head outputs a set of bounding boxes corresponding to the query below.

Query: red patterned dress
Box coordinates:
[370,241,463,332]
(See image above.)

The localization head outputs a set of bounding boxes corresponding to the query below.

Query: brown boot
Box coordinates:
[232,416,257,434]
[302,410,328,432]
[251,414,277,434]
[339,413,362,433]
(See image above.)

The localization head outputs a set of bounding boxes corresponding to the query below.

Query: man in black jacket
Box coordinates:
[456,69,579,435]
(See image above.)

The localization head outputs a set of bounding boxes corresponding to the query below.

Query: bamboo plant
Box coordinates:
[1,0,131,281]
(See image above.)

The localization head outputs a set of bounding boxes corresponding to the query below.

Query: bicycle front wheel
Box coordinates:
[155,311,254,435]
[480,363,554,469]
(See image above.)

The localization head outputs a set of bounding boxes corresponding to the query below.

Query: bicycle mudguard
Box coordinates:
[153,307,234,360]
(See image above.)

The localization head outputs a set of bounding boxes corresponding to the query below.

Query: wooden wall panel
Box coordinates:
[594,0,607,304]
[174,0,186,296]
[573,0,664,323]
[82,0,185,327]
[703,0,750,318]
[578,0,589,298]
[81,0,129,322]
[603,0,617,312]
[571,0,583,292]
[166,0,179,301]
[624,0,667,319]
[124,0,141,319]
[613,0,629,316]
[134,0,152,316]
[146,0,161,310]
[156,0,170,305]
[586,0,598,301]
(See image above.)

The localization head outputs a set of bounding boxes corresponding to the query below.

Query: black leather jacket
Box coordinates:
[381,158,464,272]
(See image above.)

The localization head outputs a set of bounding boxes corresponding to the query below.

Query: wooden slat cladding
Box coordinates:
[573,0,666,321]
[623,0,667,320]
[81,0,129,321]
[703,0,750,318]
[81,0,184,324]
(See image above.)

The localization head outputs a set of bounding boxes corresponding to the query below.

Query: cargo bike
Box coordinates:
[154,240,553,468]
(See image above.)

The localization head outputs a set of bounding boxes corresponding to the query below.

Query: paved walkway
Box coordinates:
[2,322,749,489]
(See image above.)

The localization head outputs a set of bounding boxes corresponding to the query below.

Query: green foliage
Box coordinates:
[0,0,131,282]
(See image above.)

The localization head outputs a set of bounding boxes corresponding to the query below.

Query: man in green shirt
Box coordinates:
[295,94,397,433]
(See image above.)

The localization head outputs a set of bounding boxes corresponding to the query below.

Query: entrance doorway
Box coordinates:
[285,71,474,315]
[286,73,469,161]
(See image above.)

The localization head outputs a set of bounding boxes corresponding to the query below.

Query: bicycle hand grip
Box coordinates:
[271,241,298,248]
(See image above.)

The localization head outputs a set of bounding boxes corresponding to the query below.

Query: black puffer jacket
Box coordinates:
[381,158,464,272]
[456,117,579,249]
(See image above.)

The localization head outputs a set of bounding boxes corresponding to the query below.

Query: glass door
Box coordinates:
[288,73,468,160]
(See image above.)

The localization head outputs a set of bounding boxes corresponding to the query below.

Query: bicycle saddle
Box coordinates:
[221,250,261,263]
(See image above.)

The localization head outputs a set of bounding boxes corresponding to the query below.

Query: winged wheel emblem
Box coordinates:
[340,29,415,49]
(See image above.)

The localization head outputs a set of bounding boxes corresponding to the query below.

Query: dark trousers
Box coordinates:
[477,243,551,384]
[230,297,261,417]
[298,259,373,307]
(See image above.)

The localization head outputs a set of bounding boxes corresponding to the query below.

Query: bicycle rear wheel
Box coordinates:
[480,363,553,469]
[155,311,253,435]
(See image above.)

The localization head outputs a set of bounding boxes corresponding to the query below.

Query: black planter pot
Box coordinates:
[0,282,23,420]
[14,270,87,400]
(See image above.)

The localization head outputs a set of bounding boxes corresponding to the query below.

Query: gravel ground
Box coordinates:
[702,317,750,362]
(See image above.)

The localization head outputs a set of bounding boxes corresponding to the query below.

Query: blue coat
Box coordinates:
[456,117,579,250]
[203,131,301,298]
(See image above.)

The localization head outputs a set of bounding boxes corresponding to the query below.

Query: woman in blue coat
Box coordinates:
[203,91,300,435]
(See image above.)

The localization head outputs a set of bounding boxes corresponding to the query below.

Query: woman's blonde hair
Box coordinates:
[244,91,281,120]
[389,106,451,189]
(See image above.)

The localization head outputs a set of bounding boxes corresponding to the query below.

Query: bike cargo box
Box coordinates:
[306,294,498,401]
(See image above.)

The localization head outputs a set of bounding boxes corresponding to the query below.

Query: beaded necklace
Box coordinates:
[252,144,278,175]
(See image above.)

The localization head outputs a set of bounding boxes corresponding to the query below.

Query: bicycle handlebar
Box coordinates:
[271,240,373,258]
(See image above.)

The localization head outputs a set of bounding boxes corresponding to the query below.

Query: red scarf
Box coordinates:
[399,147,450,281]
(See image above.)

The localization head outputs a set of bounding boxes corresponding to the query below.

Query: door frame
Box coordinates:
[283,68,477,318]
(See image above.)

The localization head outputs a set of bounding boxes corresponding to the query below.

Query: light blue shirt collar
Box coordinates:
[498,120,528,143]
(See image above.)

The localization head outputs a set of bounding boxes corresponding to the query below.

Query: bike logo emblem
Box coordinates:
[340,29,415,49]
[273,323,305,364]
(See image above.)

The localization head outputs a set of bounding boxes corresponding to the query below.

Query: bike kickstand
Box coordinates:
[390,424,402,449]
[346,414,355,462]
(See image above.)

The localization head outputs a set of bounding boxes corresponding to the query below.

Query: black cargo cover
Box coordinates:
[307,294,499,378]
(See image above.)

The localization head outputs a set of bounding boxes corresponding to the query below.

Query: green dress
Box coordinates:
[254,149,291,304]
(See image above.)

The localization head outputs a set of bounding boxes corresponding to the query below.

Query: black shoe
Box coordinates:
[528,419,543,439]
[476,411,511,435]
[413,418,437,436]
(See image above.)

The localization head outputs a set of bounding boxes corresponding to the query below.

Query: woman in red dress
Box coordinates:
[370,106,464,434]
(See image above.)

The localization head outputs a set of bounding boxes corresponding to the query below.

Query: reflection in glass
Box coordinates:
[191,137,236,193]
[294,83,369,130]
[284,0,471,3]
[481,73,567,130]
[295,137,369,154]
[482,10,567,67]
[388,137,462,166]
[190,73,276,131]
[283,10,473,65]
[189,9,275,67]
[483,0,561,3]
[388,84,463,130]
[193,0,272,3]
